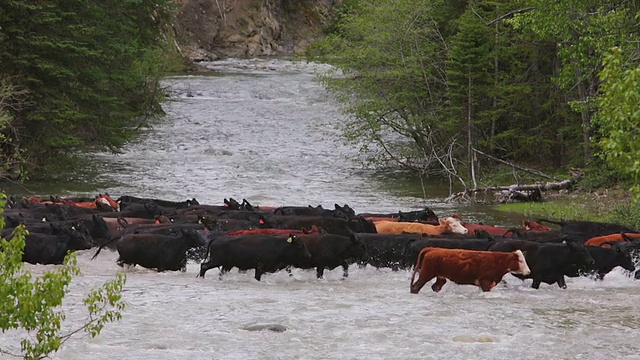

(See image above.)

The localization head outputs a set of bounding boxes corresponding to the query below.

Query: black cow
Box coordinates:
[121,223,207,237]
[538,219,640,242]
[358,207,439,223]
[117,195,199,211]
[43,215,109,245]
[265,215,376,237]
[100,204,168,219]
[273,204,355,219]
[77,215,111,245]
[197,234,312,281]
[91,229,204,272]
[290,233,368,279]
[197,216,268,232]
[566,245,636,280]
[2,222,79,237]
[509,229,565,243]
[355,233,424,270]
[175,210,265,223]
[488,238,595,289]
[173,199,250,215]
[9,227,93,265]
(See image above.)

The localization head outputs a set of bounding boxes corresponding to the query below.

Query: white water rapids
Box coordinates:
[2,59,640,359]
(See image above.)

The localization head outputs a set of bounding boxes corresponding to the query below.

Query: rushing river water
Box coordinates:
[2,58,640,359]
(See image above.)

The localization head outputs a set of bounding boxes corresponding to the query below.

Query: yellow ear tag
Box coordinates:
[287,236,293,243]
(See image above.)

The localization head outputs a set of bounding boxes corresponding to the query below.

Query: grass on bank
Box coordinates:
[495,186,640,229]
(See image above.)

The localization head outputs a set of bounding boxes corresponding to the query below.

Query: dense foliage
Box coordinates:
[309,0,640,192]
[0,194,126,359]
[594,47,640,199]
[0,0,176,178]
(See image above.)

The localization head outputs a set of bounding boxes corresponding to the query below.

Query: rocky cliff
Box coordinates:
[171,0,338,62]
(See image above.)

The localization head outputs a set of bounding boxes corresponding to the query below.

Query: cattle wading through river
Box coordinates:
[3,193,640,291]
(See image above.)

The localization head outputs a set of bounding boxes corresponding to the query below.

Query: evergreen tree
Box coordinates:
[0,0,176,173]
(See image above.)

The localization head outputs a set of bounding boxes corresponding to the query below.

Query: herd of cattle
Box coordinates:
[3,194,640,294]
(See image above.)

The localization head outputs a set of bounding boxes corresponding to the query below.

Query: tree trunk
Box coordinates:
[445,169,584,203]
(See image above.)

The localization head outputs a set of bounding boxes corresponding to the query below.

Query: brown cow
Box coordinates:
[585,232,640,247]
[374,217,468,235]
[454,217,552,237]
[364,216,400,222]
[409,247,530,293]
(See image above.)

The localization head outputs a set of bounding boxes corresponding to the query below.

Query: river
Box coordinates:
[2,58,640,360]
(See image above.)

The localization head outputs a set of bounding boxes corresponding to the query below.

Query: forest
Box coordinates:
[307,0,640,196]
[0,0,178,180]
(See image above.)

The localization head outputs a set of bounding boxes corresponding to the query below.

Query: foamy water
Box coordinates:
[4,250,640,360]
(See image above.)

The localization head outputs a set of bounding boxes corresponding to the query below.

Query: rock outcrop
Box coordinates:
[171,0,338,62]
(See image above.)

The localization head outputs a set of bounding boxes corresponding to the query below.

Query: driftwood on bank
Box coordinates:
[445,169,585,204]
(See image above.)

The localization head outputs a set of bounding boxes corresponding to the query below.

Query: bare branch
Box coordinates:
[486,7,536,26]
[472,147,562,181]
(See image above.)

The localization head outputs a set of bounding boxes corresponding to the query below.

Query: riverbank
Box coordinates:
[495,185,638,228]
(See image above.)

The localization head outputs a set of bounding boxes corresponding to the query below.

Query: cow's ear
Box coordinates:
[616,246,623,253]
[286,235,294,243]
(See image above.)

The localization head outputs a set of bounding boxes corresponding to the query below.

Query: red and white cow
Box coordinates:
[410,247,530,293]
[374,217,468,235]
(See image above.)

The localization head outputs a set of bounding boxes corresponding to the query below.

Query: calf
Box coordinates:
[409,248,530,293]
[197,234,312,281]
[374,217,467,235]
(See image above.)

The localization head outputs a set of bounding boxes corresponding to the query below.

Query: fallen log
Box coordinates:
[445,169,584,203]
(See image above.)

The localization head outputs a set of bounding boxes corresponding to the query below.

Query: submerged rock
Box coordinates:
[242,323,287,332]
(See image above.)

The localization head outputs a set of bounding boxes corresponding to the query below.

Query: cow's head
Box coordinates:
[565,237,596,266]
[223,198,242,210]
[612,244,636,272]
[66,227,93,251]
[181,228,206,248]
[348,216,377,233]
[286,234,312,259]
[347,234,368,262]
[510,250,531,275]
[440,217,468,234]
[334,203,356,218]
